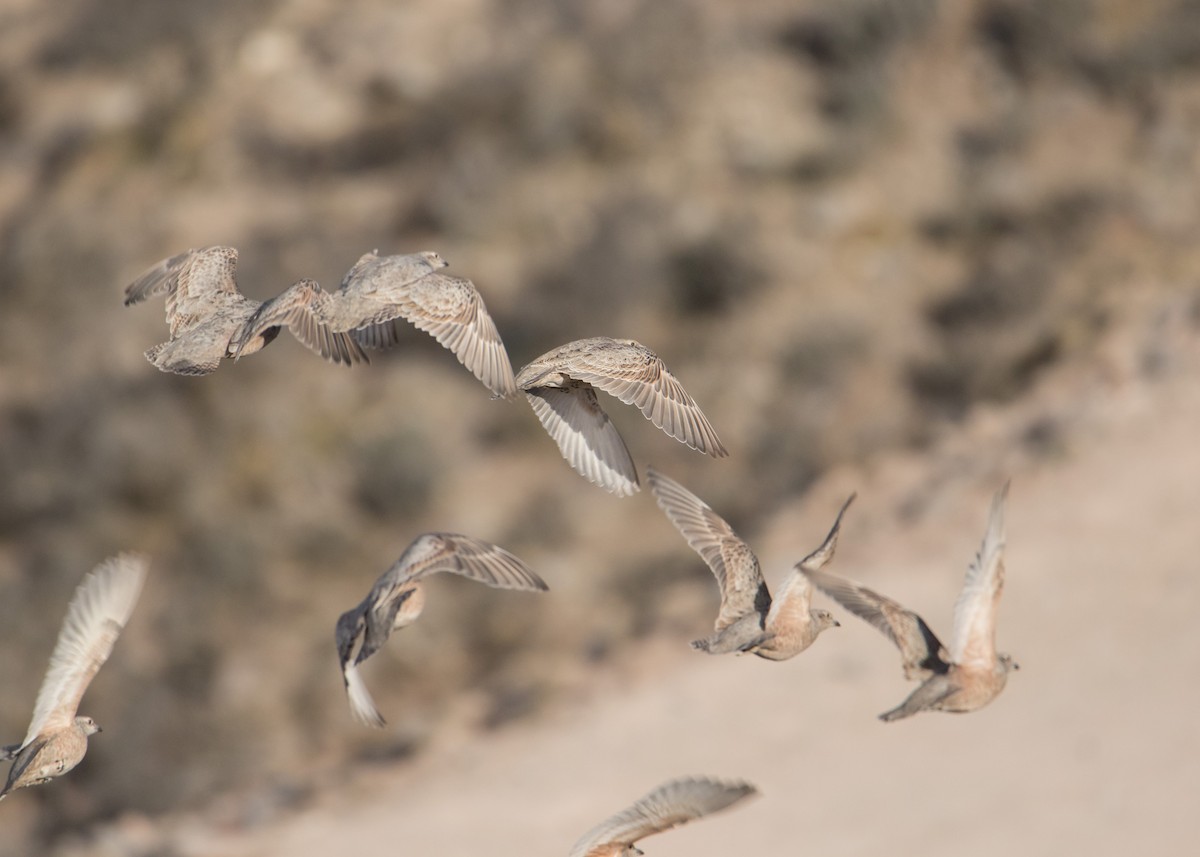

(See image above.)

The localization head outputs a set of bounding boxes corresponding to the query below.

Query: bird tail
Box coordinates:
[343,663,386,728]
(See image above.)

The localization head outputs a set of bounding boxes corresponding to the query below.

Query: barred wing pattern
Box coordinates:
[229,279,366,366]
[352,273,517,398]
[569,776,758,857]
[646,469,769,632]
[554,339,726,457]
[524,386,640,497]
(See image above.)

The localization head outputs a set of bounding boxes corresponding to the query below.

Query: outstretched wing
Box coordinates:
[646,468,769,631]
[230,279,366,366]
[569,776,758,857]
[562,340,727,458]
[354,273,517,398]
[803,565,947,680]
[21,554,147,748]
[123,248,197,307]
[766,493,855,630]
[374,533,548,599]
[523,385,640,497]
[124,247,241,336]
[949,482,1010,670]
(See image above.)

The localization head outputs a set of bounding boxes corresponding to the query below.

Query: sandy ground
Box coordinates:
[122,325,1200,857]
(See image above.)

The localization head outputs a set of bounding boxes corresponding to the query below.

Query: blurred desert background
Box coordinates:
[1,0,1198,854]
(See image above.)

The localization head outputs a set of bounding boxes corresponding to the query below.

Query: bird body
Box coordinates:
[517,339,727,497]
[803,482,1017,721]
[335,533,547,727]
[646,468,850,660]
[1,554,146,800]
[124,246,365,374]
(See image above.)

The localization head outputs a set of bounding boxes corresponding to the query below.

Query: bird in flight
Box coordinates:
[335,533,548,727]
[569,775,758,857]
[517,338,727,497]
[230,250,517,398]
[647,468,851,660]
[124,246,366,375]
[1,554,147,800]
[802,482,1018,721]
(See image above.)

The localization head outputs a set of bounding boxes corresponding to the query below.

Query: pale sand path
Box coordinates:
[166,360,1200,857]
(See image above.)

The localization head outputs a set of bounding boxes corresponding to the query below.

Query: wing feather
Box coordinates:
[524,386,640,497]
[21,554,147,748]
[949,482,1010,669]
[375,533,548,596]
[569,776,757,857]
[646,468,768,630]
[380,273,517,398]
[567,344,726,457]
[803,566,947,680]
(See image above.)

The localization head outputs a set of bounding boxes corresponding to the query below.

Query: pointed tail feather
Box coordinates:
[343,663,386,728]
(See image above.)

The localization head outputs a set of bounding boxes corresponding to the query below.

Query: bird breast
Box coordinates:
[391,584,427,630]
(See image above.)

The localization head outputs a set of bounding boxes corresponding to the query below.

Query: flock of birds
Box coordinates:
[1,246,1019,855]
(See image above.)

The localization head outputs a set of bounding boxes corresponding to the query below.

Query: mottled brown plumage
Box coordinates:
[569,776,758,857]
[803,482,1018,721]
[230,250,517,397]
[647,468,850,659]
[1,554,146,800]
[517,338,727,496]
[124,246,366,374]
[335,533,548,727]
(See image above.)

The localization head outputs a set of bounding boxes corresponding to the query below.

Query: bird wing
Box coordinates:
[568,776,758,857]
[523,385,640,497]
[354,273,517,398]
[802,565,947,679]
[562,341,727,457]
[766,493,855,630]
[646,468,769,631]
[123,248,197,307]
[375,533,548,597]
[130,247,240,336]
[229,279,366,366]
[21,554,147,748]
[949,482,1010,669]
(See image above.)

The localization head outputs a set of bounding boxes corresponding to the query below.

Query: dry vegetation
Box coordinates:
[1,0,1198,854]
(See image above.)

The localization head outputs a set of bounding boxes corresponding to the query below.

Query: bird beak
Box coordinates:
[833,620,841,627]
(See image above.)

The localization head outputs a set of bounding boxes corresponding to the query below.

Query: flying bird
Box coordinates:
[1,554,147,800]
[123,245,366,375]
[569,775,758,857]
[335,533,548,727]
[802,482,1018,721]
[647,468,850,659]
[230,250,517,398]
[517,338,727,497]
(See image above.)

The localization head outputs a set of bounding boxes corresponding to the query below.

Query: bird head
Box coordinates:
[813,608,841,631]
[75,716,101,736]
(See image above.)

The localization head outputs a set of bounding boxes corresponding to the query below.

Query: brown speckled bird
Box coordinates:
[230,250,517,398]
[647,468,850,659]
[569,776,758,857]
[124,246,366,374]
[335,533,548,727]
[1,554,146,800]
[516,338,727,496]
[803,482,1018,721]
